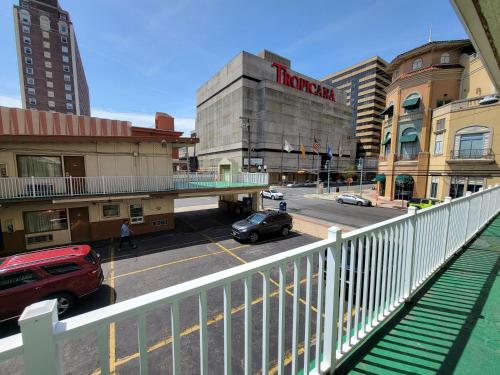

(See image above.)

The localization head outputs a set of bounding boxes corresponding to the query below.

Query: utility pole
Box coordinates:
[326,160,331,193]
[358,158,364,198]
[280,130,284,186]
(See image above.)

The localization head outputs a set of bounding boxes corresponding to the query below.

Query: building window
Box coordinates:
[64,74,71,82]
[19,9,30,25]
[62,55,69,63]
[430,176,439,198]
[28,97,36,105]
[61,36,68,44]
[24,46,32,54]
[402,92,421,113]
[42,31,49,39]
[27,87,35,95]
[62,46,68,53]
[17,155,62,177]
[103,203,120,218]
[66,102,73,110]
[412,58,422,70]
[65,84,72,91]
[46,71,53,78]
[46,81,53,88]
[26,67,33,75]
[44,61,52,68]
[22,25,30,33]
[48,100,55,108]
[400,127,419,158]
[21,1,29,8]
[458,133,485,158]
[63,65,70,72]
[23,36,31,45]
[436,118,445,132]
[440,53,450,64]
[449,177,465,198]
[26,77,34,85]
[58,21,68,35]
[130,204,144,224]
[43,41,50,49]
[44,51,51,58]
[467,177,484,193]
[65,93,72,100]
[60,13,67,20]
[434,133,443,155]
[25,56,32,65]
[39,15,50,31]
[24,209,68,234]
[47,91,54,98]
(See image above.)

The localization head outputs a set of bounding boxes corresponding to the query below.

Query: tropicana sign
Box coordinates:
[272,62,336,102]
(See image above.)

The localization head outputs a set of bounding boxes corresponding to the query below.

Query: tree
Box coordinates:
[342,164,358,181]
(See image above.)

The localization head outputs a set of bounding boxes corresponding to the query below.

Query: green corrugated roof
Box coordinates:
[402,96,420,109]
[400,134,418,143]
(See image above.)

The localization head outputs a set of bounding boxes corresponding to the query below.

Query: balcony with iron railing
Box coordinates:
[0,172,269,201]
[0,186,498,375]
[447,148,495,163]
[397,111,423,123]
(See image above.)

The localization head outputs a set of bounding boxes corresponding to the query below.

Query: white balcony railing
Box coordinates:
[0,186,499,374]
[0,173,269,200]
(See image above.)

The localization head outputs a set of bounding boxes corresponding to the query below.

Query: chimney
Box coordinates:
[155,112,174,131]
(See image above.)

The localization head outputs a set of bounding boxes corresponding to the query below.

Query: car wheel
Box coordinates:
[48,293,75,316]
[357,202,362,206]
[338,199,343,204]
[249,232,259,243]
[272,195,276,200]
[281,226,290,237]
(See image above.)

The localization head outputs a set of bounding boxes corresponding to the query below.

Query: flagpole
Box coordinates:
[280,130,284,186]
[297,133,300,175]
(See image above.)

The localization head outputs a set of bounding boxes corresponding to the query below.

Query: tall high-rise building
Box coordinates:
[322,56,390,158]
[13,0,90,115]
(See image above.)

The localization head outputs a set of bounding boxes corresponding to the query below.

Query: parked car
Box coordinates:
[261,189,284,200]
[0,245,103,321]
[407,198,442,210]
[232,210,293,243]
[336,193,372,206]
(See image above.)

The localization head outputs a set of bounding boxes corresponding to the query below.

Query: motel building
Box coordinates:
[0,107,268,254]
[195,50,356,184]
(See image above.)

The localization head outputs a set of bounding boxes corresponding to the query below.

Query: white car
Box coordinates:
[261,189,284,200]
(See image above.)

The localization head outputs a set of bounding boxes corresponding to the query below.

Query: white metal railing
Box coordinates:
[0,185,498,374]
[0,173,269,200]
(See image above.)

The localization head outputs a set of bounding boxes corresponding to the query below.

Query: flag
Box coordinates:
[326,145,333,159]
[313,139,321,154]
[284,139,294,153]
[299,143,306,158]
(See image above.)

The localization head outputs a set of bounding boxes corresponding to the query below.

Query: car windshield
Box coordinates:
[270,190,279,193]
[247,213,266,224]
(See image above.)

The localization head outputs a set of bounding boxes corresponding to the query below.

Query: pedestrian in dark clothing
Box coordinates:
[118,219,137,251]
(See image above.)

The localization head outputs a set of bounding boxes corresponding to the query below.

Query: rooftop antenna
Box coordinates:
[428,24,433,43]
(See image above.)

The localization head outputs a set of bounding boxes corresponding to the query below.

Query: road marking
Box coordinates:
[108,246,116,374]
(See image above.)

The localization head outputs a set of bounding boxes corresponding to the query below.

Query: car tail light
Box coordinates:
[84,249,100,265]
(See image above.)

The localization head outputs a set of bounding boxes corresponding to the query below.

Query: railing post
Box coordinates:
[441,197,452,264]
[404,206,418,300]
[101,176,106,194]
[464,191,472,243]
[322,226,341,373]
[477,188,484,230]
[69,175,74,196]
[18,300,63,375]
[31,176,36,197]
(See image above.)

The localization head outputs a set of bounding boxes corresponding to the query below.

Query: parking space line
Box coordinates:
[107,246,117,374]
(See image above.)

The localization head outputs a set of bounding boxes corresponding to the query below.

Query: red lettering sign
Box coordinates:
[271,62,336,102]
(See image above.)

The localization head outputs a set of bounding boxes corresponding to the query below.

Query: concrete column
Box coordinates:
[251,192,262,211]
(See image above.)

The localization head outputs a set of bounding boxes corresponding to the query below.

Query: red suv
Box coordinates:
[0,245,103,321]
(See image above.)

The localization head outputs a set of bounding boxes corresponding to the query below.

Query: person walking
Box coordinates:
[118,219,137,251]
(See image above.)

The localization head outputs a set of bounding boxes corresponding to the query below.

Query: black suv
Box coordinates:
[232,210,293,243]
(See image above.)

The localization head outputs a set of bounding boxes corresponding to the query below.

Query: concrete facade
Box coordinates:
[195,50,356,184]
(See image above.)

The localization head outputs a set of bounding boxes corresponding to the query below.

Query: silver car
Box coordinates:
[336,193,372,206]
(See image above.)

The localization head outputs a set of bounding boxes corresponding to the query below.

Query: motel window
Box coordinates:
[17,155,63,177]
[27,87,35,95]
[63,65,70,72]
[46,81,53,88]
[19,10,30,25]
[65,93,72,100]
[46,71,53,78]
[65,84,72,91]
[412,58,422,71]
[434,133,443,155]
[62,46,68,53]
[66,102,73,110]
[62,55,69,63]
[44,51,51,59]
[440,53,450,64]
[61,36,68,44]
[26,65,34,74]
[430,176,439,198]
[28,97,36,105]
[24,209,68,234]
[43,41,50,49]
[22,25,30,34]
[47,91,54,98]
[23,36,31,45]
[58,21,68,35]
[26,77,34,85]
[25,57,32,65]
[103,203,120,218]
[24,46,32,54]
[129,204,144,224]
[64,74,71,82]
[467,177,484,193]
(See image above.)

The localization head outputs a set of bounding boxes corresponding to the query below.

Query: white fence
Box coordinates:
[0,173,269,199]
[0,186,498,374]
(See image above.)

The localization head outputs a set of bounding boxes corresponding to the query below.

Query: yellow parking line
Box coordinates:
[107,246,116,374]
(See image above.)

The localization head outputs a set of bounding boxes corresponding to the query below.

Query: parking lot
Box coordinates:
[1,208,326,375]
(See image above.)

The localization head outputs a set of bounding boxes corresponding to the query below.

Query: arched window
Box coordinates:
[39,15,50,31]
[455,126,491,158]
[412,58,422,70]
[58,21,68,35]
[383,132,391,157]
[402,92,421,113]
[400,127,419,159]
[19,9,30,25]
[440,52,450,64]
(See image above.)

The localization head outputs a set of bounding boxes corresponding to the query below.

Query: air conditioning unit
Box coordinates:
[479,94,499,105]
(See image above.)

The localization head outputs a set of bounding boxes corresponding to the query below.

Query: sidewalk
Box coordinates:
[305,188,408,210]
[290,213,354,239]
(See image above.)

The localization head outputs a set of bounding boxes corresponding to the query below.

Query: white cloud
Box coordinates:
[0,95,22,108]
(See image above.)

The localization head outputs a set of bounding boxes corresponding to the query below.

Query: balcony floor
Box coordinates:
[340,215,500,375]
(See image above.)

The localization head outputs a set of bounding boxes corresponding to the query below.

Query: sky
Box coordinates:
[0,0,468,135]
